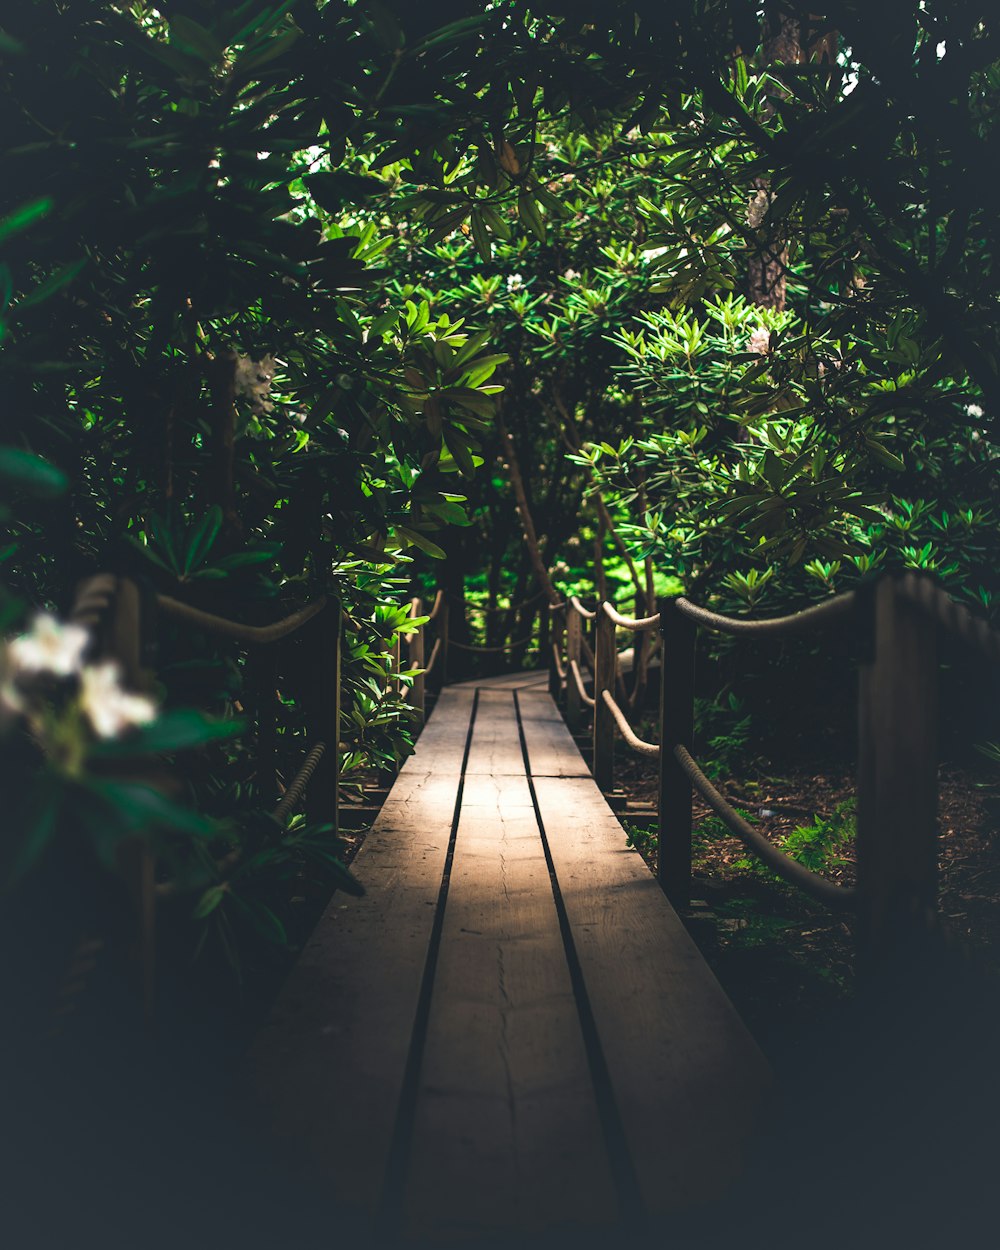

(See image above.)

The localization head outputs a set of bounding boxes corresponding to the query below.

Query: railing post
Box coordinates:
[307,600,341,837]
[565,608,583,733]
[409,597,425,725]
[437,592,450,690]
[658,597,695,908]
[548,606,563,701]
[253,647,279,801]
[110,575,157,1023]
[592,604,616,792]
[856,573,938,968]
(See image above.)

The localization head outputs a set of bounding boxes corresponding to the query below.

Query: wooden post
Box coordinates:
[110,576,157,1023]
[565,609,583,734]
[381,631,403,784]
[592,604,616,792]
[254,646,279,802]
[548,608,563,701]
[856,573,938,967]
[437,594,450,690]
[307,601,342,836]
[658,598,695,908]
[409,597,426,725]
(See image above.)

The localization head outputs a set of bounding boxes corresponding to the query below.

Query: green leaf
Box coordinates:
[0,197,53,244]
[89,780,216,838]
[230,894,288,946]
[183,505,223,575]
[517,190,546,242]
[17,258,88,309]
[194,885,228,919]
[170,15,226,63]
[0,447,68,498]
[469,207,491,261]
[395,526,446,558]
[864,438,905,472]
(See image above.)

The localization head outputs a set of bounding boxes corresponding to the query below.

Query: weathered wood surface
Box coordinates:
[533,775,771,1213]
[246,676,770,1242]
[405,772,617,1240]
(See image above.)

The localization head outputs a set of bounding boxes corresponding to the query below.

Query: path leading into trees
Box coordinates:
[247,679,770,1244]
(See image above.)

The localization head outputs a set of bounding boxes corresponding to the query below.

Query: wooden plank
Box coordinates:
[404,773,617,1241]
[518,689,591,778]
[463,689,527,776]
[245,762,462,1221]
[533,775,772,1213]
[405,686,474,772]
[451,670,549,691]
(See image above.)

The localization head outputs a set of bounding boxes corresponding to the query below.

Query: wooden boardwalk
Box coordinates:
[247,682,770,1245]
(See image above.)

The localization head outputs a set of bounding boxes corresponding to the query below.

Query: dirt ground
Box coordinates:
[614,746,1000,1062]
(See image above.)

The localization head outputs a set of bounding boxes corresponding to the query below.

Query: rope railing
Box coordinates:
[423,635,443,678]
[601,689,658,758]
[673,744,856,910]
[157,593,328,644]
[463,589,546,616]
[544,568,999,962]
[569,595,597,621]
[672,590,857,637]
[449,634,537,653]
[551,643,566,683]
[601,602,660,632]
[426,589,447,622]
[570,659,596,709]
[273,741,328,823]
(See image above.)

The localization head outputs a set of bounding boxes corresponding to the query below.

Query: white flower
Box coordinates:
[505,273,524,292]
[967,403,984,419]
[748,327,771,356]
[234,353,276,416]
[0,644,25,721]
[563,268,580,281]
[80,661,157,739]
[8,613,89,678]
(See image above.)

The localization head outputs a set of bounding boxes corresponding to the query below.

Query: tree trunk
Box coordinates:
[497,411,561,605]
[747,11,803,313]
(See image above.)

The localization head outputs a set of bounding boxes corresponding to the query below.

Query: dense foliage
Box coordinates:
[2,1,998,987]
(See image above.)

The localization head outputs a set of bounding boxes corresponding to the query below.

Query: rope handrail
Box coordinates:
[423,635,442,677]
[672,590,857,638]
[426,589,447,622]
[601,602,660,632]
[672,744,856,910]
[157,593,327,644]
[569,595,597,621]
[601,689,659,758]
[449,633,536,653]
[569,659,595,708]
[463,589,546,616]
[273,741,327,823]
[898,573,1000,663]
[551,643,566,682]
